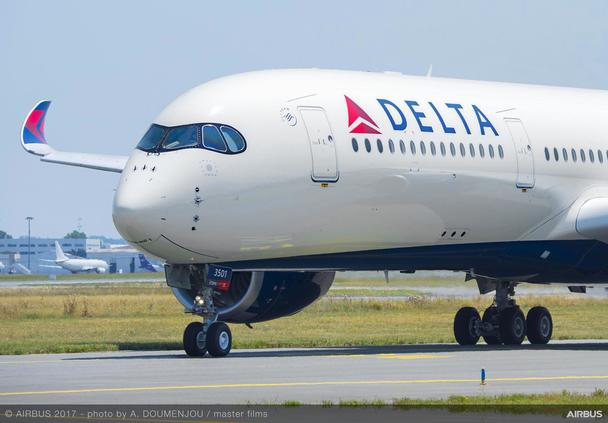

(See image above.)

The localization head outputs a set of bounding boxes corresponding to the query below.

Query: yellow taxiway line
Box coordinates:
[1,375,607,397]
[327,354,450,360]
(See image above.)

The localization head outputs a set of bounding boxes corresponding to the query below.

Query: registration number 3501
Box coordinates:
[207,265,233,292]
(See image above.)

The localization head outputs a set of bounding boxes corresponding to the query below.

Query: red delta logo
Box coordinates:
[344,95,381,134]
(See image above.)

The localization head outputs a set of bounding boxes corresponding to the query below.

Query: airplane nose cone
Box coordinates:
[112,178,165,243]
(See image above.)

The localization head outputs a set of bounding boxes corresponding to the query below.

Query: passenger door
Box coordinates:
[505,118,535,188]
[299,107,339,182]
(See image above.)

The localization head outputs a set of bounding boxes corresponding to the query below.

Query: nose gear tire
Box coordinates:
[183,322,207,357]
[206,321,232,357]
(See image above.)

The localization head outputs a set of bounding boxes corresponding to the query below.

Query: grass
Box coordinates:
[332,275,469,288]
[0,272,161,282]
[0,283,607,355]
[392,389,608,405]
[327,288,424,296]
[320,390,608,407]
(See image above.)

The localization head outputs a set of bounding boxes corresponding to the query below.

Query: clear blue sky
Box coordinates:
[2,0,607,238]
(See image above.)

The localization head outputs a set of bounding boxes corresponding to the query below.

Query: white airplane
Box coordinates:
[0,261,4,271]
[21,69,608,357]
[41,241,109,274]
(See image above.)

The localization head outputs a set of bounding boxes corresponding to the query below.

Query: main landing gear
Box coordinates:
[183,268,232,357]
[453,281,553,346]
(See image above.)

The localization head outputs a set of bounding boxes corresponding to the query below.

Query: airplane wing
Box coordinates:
[21,101,128,173]
[39,264,63,269]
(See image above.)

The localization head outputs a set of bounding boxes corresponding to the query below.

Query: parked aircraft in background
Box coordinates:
[40,241,108,274]
[0,261,4,272]
[22,69,608,357]
[138,254,163,272]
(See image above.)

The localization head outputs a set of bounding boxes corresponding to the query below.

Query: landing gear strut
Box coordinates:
[183,266,232,357]
[453,281,553,346]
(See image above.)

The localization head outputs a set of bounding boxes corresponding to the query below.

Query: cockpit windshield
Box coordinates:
[136,123,246,154]
[137,125,166,150]
[162,125,199,150]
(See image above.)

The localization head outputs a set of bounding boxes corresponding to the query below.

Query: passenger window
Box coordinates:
[365,138,371,152]
[137,125,166,151]
[352,138,359,152]
[469,143,475,158]
[580,149,586,162]
[571,148,577,162]
[589,149,595,163]
[562,148,568,162]
[163,125,199,150]
[488,144,495,158]
[410,140,416,155]
[498,145,504,159]
[400,140,406,154]
[459,143,466,157]
[553,148,559,162]
[430,141,436,156]
[544,147,550,161]
[201,125,227,152]
[599,150,604,163]
[388,139,395,154]
[479,144,485,158]
[377,139,384,153]
[220,126,246,152]
[450,142,456,156]
[440,142,446,156]
[420,141,426,155]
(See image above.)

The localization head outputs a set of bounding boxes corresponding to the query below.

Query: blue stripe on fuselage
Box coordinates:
[221,240,608,284]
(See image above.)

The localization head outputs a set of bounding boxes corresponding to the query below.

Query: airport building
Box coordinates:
[0,237,162,274]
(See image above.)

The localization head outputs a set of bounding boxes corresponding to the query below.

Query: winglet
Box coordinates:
[21,100,54,156]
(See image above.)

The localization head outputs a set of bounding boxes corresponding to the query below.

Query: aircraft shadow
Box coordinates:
[62,341,608,361]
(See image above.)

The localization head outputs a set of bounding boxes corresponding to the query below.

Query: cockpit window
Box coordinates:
[162,125,199,150]
[136,122,246,154]
[137,125,166,150]
[202,125,227,152]
[220,126,246,152]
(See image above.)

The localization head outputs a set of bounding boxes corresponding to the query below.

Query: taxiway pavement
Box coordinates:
[1,341,607,404]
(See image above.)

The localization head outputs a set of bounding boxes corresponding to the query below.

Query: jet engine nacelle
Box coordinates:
[96,267,107,274]
[165,265,335,323]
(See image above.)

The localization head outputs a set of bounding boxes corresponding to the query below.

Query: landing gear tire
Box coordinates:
[206,322,232,357]
[454,307,481,345]
[526,306,553,344]
[183,322,207,357]
[481,306,502,345]
[499,307,526,345]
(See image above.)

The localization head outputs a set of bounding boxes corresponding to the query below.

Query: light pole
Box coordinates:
[26,216,33,270]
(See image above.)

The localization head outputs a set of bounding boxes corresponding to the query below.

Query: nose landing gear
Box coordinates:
[183,266,233,357]
[453,281,553,346]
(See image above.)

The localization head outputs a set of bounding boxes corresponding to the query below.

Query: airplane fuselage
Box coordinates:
[57,258,108,273]
[111,70,608,284]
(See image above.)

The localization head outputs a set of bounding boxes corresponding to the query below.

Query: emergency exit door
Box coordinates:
[299,108,339,182]
[505,118,535,188]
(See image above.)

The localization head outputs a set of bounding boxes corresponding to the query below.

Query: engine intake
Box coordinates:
[165,265,334,323]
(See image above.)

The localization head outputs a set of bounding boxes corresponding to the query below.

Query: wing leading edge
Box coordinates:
[21,101,128,173]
